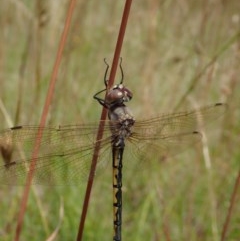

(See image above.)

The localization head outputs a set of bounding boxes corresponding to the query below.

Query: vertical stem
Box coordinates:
[77,1,132,240]
[221,170,240,241]
[108,0,132,89]
[14,0,77,240]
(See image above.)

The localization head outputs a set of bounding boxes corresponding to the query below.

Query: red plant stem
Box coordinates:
[107,0,132,90]
[220,170,240,241]
[14,1,77,240]
[76,1,133,240]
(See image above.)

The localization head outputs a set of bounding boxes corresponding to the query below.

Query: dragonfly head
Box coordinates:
[106,84,133,106]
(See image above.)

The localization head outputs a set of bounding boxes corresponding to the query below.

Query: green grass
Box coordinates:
[0,0,240,240]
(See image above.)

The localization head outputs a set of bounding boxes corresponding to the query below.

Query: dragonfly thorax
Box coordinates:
[109,105,135,144]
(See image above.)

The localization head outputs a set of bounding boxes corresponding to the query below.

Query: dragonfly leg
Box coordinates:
[103,58,109,87]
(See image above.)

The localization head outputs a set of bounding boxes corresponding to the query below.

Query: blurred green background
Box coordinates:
[0,0,239,240]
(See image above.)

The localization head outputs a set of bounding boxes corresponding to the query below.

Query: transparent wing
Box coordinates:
[0,103,227,185]
[124,103,227,163]
[0,123,113,185]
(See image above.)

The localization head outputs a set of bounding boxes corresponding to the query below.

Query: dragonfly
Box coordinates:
[0,59,226,241]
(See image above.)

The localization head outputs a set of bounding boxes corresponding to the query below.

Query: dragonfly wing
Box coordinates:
[133,103,227,135]
[124,103,226,164]
[124,131,201,166]
[0,124,113,185]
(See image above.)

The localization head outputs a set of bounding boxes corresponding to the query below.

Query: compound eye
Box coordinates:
[106,87,123,103]
[123,88,132,100]
[106,84,133,104]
